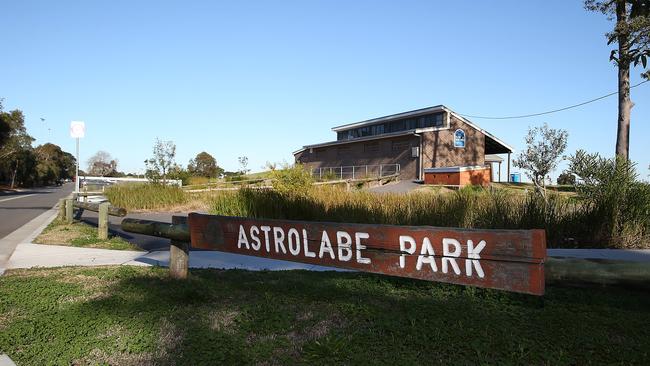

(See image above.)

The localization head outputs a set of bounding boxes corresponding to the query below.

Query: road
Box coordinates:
[0,183,74,240]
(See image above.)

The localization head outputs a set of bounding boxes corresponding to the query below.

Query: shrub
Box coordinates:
[568,151,650,247]
[557,171,576,185]
[270,164,314,195]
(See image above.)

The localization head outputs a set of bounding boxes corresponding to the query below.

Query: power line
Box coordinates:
[458,79,649,120]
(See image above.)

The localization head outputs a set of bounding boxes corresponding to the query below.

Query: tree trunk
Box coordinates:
[615,0,632,160]
[10,165,18,189]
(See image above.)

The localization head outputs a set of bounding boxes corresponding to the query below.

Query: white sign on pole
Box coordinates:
[70,121,85,138]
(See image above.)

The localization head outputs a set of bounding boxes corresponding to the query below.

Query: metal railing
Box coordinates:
[311,164,400,181]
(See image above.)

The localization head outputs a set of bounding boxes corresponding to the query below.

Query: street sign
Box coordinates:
[188,214,546,295]
[70,121,85,138]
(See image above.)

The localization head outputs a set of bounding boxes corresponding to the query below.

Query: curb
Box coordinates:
[0,206,60,276]
[0,354,16,366]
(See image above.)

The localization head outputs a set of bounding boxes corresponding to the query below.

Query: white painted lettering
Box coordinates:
[303,229,316,258]
[442,238,462,275]
[260,226,272,252]
[416,237,437,272]
[249,226,261,251]
[336,231,353,261]
[465,240,485,278]
[355,232,371,264]
[287,228,301,256]
[237,225,250,249]
[399,236,416,268]
[273,227,287,254]
[319,231,335,259]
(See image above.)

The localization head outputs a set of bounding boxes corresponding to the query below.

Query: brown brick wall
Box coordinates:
[424,167,491,187]
[294,113,487,181]
[421,115,485,169]
[295,135,420,179]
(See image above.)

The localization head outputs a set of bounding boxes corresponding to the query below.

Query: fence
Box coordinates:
[59,196,127,239]
[311,164,400,181]
[80,176,183,189]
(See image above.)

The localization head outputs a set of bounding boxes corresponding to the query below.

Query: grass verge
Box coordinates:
[0,266,648,365]
[34,219,141,251]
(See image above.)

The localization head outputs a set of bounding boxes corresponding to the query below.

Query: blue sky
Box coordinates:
[2,0,649,180]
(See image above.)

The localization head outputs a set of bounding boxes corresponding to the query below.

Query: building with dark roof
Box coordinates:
[293,105,513,186]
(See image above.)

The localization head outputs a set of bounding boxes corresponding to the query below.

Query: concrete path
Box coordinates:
[367,180,423,194]
[7,243,150,269]
[548,248,650,262]
[7,243,344,272]
[0,354,16,366]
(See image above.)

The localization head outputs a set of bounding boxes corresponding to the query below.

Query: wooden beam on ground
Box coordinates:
[121,218,190,242]
[73,201,126,217]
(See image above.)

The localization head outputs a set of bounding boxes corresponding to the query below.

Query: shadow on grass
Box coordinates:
[2,266,649,364]
[56,267,650,365]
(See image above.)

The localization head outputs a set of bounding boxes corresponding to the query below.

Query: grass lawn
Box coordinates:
[0,266,648,365]
[34,219,141,251]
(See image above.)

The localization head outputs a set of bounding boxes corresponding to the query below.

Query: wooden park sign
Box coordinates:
[188,213,546,295]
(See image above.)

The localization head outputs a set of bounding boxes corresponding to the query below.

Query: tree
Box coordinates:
[0,106,35,188]
[145,138,176,184]
[35,143,76,185]
[557,170,577,185]
[585,0,650,159]
[513,123,568,198]
[87,151,118,176]
[0,100,11,147]
[238,156,250,175]
[188,151,223,178]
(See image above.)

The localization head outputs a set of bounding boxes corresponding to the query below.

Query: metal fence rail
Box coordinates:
[311,164,400,181]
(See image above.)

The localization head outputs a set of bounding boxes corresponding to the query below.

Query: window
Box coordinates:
[389,120,405,132]
[421,113,444,128]
[454,129,465,148]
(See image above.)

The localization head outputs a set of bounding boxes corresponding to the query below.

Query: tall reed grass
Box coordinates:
[105,184,188,210]
[208,186,648,249]
[104,183,649,249]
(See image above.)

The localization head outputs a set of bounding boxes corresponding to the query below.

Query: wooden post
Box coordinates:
[65,199,73,224]
[98,203,109,240]
[58,198,66,220]
[169,216,189,279]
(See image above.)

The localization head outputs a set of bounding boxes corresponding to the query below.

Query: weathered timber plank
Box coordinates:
[188,213,546,295]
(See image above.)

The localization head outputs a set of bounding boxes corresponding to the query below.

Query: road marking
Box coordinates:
[0,194,37,203]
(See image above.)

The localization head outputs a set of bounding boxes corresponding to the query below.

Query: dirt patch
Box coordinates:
[209,309,240,333]
[72,318,183,366]
[33,222,82,245]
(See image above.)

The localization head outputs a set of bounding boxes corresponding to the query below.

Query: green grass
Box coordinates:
[34,219,141,251]
[0,266,648,365]
[105,183,188,211]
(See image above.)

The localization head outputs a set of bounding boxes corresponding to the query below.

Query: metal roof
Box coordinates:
[294,105,514,155]
[331,105,445,132]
